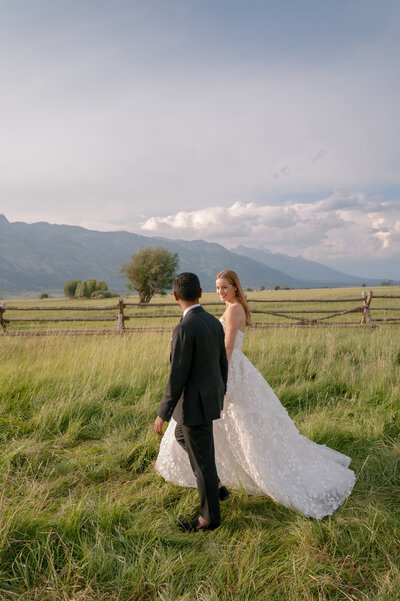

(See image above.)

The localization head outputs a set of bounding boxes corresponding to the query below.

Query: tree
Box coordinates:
[95,281,108,292]
[120,246,179,303]
[85,279,97,297]
[64,279,81,298]
[91,281,110,299]
[75,281,89,298]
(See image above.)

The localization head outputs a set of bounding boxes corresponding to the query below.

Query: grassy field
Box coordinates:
[2,286,400,333]
[1,319,400,600]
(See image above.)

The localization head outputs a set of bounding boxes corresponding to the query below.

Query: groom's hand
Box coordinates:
[154,416,166,436]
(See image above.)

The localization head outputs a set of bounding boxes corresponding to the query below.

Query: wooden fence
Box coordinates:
[1,291,400,336]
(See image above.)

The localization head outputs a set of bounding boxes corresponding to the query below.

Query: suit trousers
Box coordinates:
[175,421,220,524]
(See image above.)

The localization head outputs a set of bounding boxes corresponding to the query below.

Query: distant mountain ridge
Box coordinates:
[0,215,300,295]
[0,215,383,296]
[232,245,371,287]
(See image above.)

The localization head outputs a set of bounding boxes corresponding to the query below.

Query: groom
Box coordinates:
[154,272,228,532]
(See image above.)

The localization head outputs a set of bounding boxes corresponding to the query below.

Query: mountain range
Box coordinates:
[233,246,366,286]
[0,214,385,296]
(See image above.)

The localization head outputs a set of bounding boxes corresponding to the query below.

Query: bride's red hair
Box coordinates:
[216,270,252,326]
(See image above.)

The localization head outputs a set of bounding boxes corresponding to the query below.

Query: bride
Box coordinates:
[156,270,356,519]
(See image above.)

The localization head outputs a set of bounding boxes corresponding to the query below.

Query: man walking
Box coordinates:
[154,272,228,531]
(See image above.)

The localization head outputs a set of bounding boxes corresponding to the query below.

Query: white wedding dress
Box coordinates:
[156,318,356,519]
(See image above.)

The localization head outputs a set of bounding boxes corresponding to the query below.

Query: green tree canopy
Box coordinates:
[95,281,108,292]
[120,246,179,303]
[64,279,111,298]
[64,280,82,298]
[85,279,97,297]
[75,281,88,298]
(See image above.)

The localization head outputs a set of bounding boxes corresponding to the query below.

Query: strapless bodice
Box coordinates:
[219,317,245,352]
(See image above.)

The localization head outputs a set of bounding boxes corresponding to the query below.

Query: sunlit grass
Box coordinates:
[1,326,400,599]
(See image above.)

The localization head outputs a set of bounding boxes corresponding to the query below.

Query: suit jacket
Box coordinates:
[157,306,228,426]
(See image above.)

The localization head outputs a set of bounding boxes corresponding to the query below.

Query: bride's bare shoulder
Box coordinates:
[227,302,245,314]
[225,302,246,322]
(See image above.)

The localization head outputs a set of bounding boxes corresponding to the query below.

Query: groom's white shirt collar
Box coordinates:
[183,303,200,317]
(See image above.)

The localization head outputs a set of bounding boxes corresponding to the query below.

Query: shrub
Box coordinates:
[65,279,112,299]
[91,290,113,299]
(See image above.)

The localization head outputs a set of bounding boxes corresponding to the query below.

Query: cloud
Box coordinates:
[140,191,400,264]
[312,148,326,162]
[142,202,301,239]
[273,165,291,179]
[391,220,400,241]
[320,189,385,212]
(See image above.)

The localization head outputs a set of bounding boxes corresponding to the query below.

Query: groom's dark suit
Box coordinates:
[157,306,228,524]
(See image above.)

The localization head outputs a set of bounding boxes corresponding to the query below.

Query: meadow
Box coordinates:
[1,294,400,600]
[2,286,400,333]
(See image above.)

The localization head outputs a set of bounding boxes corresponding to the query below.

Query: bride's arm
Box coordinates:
[223,304,244,362]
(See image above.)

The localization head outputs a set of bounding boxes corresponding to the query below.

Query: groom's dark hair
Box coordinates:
[174,272,201,301]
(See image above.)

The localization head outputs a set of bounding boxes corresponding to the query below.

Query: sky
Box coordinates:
[1,0,399,278]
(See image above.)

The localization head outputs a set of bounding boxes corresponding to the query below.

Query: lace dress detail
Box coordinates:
[155,319,355,519]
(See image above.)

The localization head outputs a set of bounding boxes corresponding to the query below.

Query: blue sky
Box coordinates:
[1,0,399,277]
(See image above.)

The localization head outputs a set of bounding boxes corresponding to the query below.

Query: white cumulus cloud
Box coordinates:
[142,202,301,239]
[140,190,400,268]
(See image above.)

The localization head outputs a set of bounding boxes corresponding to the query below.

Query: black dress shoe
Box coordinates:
[218,485,230,501]
[178,518,220,532]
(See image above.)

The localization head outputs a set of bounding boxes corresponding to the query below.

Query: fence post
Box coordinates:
[117,299,125,331]
[0,303,7,333]
[360,290,373,324]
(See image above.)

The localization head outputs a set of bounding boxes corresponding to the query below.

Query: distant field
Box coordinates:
[2,286,400,333]
[0,325,399,599]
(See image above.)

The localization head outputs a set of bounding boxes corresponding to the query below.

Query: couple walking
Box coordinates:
[154,271,355,532]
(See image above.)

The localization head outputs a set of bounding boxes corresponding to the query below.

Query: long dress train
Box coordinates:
[156,319,355,519]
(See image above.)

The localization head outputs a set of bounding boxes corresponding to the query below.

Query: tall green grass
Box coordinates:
[1,327,400,600]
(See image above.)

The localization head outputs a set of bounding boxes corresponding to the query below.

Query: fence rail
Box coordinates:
[1,291,400,336]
